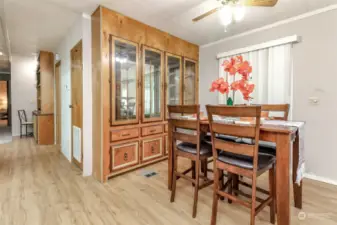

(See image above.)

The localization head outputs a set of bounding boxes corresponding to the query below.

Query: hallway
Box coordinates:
[0,126,11,144]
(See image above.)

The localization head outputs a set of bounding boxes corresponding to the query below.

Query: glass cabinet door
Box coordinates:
[142,46,163,122]
[165,53,182,119]
[183,59,198,105]
[110,36,139,125]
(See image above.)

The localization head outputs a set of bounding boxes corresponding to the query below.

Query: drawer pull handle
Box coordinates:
[151,146,155,154]
[124,152,128,161]
[121,133,130,137]
[150,129,157,133]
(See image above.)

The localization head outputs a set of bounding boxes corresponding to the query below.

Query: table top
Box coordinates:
[198,119,298,134]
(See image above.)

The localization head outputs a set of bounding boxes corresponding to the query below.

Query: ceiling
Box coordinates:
[1,0,336,56]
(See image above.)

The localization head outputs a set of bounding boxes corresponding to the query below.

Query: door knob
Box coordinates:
[69,105,73,109]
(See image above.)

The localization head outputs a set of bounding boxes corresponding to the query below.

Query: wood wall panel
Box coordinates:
[91,7,103,181]
[101,8,112,182]
[101,7,199,61]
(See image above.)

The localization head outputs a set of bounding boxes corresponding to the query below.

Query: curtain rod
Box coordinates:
[217,35,301,59]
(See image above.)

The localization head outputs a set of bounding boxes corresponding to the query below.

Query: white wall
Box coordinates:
[11,55,37,136]
[56,14,92,176]
[82,14,92,176]
[199,8,337,182]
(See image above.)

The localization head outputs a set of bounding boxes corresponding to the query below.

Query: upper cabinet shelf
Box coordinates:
[142,46,164,122]
[108,37,198,126]
[183,58,198,105]
[165,53,182,119]
[110,36,139,126]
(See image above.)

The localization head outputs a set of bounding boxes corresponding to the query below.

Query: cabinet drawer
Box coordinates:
[141,125,163,136]
[111,142,139,171]
[111,128,139,142]
[142,137,163,162]
[165,124,168,133]
[164,135,168,155]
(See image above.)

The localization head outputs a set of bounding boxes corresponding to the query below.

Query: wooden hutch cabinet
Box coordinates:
[91,6,199,182]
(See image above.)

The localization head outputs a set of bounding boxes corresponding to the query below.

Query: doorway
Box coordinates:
[55,61,61,146]
[70,40,83,170]
[0,77,12,144]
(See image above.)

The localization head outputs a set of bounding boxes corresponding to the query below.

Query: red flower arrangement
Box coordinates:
[210,55,255,101]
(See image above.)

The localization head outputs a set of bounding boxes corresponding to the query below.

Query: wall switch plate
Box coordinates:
[309,97,319,105]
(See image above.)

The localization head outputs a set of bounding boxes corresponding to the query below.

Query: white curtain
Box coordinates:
[218,43,293,107]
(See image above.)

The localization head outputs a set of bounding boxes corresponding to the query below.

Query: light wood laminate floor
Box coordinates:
[0,138,337,225]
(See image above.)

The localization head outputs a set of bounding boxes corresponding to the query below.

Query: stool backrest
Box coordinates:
[167,105,201,154]
[206,105,261,175]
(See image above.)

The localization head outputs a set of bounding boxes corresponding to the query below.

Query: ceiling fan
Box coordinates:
[192,0,278,22]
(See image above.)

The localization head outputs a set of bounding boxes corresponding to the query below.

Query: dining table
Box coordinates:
[167,118,303,225]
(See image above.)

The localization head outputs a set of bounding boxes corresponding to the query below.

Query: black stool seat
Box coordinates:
[218,152,275,170]
[177,141,212,156]
[259,141,276,156]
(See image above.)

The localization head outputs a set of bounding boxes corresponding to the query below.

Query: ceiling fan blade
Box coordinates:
[243,0,278,7]
[192,7,222,22]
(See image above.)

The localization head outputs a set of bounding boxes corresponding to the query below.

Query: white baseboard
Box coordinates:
[304,173,337,186]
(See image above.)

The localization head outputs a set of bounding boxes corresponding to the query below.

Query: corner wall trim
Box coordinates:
[304,173,337,186]
[201,4,337,49]
[217,35,300,59]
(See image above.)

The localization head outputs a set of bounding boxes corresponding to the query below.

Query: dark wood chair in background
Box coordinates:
[261,104,290,121]
[239,104,290,156]
[206,105,276,225]
[259,104,290,156]
[168,105,214,218]
[18,110,33,138]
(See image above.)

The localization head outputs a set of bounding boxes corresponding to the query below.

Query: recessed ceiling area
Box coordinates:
[1,0,337,56]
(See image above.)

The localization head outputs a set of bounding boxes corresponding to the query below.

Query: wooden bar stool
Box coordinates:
[233,104,290,209]
[206,105,276,225]
[168,105,214,218]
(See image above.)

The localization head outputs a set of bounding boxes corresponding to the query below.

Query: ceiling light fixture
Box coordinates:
[0,52,3,56]
[218,0,246,32]
[219,5,233,27]
[233,5,245,21]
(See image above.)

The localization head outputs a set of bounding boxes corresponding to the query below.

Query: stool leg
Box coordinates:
[219,170,224,200]
[192,161,196,187]
[203,159,208,179]
[20,125,22,138]
[26,125,28,137]
[192,159,200,218]
[233,174,239,196]
[211,168,220,225]
[269,165,276,224]
[170,152,178,203]
[250,174,257,225]
[228,173,233,204]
